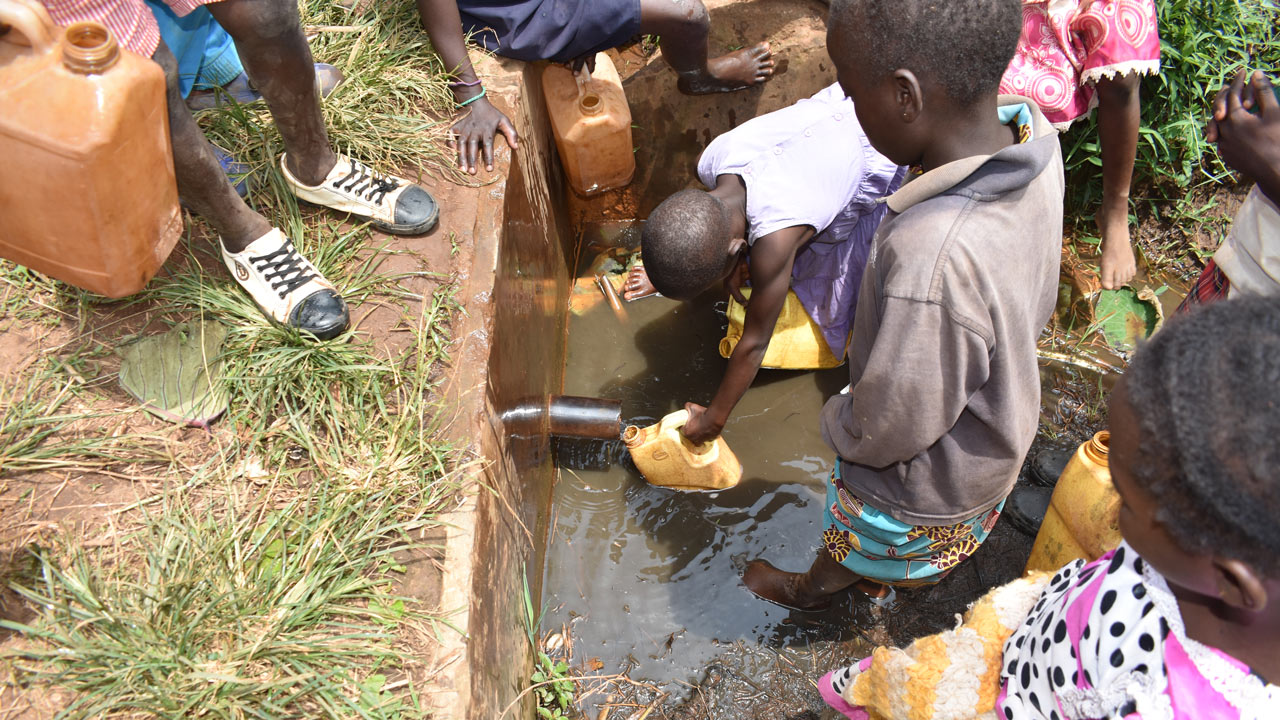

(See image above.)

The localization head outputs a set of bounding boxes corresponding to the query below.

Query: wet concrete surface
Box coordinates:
[542,224,1071,718]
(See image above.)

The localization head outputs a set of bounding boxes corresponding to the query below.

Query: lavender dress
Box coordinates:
[697,83,905,357]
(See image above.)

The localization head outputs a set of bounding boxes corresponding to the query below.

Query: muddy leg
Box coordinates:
[742,550,859,611]
[207,0,336,185]
[155,41,270,253]
[638,0,774,95]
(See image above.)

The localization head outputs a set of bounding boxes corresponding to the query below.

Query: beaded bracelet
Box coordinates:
[456,88,487,108]
[448,78,482,88]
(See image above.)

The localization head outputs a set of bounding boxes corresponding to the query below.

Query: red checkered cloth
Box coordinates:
[1177,258,1231,314]
[39,0,222,58]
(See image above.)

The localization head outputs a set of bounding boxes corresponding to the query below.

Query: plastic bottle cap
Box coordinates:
[1083,430,1110,464]
[621,425,642,448]
[62,22,119,75]
[579,93,603,115]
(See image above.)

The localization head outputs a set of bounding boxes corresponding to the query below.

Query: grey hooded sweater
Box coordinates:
[820,97,1064,526]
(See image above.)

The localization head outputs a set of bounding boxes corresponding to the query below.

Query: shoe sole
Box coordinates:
[372,205,439,236]
[295,198,440,237]
[235,290,348,341]
[1004,507,1044,537]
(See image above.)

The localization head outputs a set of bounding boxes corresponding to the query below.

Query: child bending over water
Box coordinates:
[820,296,1280,719]
[624,83,904,444]
[742,0,1063,608]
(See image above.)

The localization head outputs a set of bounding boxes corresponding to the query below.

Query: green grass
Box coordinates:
[2,478,450,719]
[0,0,468,715]
[2,241,462,717]
[1060,0,1280,242]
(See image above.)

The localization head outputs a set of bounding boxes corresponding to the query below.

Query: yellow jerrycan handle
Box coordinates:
[0,0,59,55]
[658,409,716,456]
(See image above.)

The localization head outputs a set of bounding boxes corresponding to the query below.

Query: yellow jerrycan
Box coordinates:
[542,53,635,197]
[623,409,742,491]
[0,0,182,297]
[1025,431,1122,574]
[720,288,844,369]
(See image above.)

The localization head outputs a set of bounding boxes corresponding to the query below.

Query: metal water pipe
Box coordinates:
[500,395,622,440]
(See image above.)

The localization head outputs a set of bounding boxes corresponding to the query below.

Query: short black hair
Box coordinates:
[1125,297,1280,577]
[829,0,1022,107]
[640,189,733,300]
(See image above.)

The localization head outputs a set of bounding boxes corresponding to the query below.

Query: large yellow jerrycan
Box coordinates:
[623,410,742,491]
[1025,431,1121,574]
[542,53,635,197]
[720,289,844,369]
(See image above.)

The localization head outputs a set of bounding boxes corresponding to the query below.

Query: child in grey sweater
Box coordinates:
[744,0,1065,610]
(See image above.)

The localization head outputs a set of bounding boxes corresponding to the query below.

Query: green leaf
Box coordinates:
[1094,288,1161,352]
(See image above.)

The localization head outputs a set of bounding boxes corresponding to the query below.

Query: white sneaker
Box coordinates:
[281,153,439,235]
[221,228,349,340]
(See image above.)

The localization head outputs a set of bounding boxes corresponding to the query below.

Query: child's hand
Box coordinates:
[681,402,723,445]
[568,54,598,74]
[448,97,520,175]
[1207,70,1280,203]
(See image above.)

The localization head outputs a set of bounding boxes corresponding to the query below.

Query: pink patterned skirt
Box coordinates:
[1000,0,1162,128]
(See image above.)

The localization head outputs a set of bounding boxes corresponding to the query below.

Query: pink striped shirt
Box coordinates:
[39,0,219,57]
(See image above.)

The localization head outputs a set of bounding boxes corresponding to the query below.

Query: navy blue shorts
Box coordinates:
[459,0,643,64]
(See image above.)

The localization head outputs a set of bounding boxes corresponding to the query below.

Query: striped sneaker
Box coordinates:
[281,153,439,235]
[221,228,349,340]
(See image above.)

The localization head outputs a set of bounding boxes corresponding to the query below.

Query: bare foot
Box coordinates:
[1097,210,1137,290]
[622,265,659,301]
[741,559,832,612]
[853,578,890,600]
[677,42,774,95]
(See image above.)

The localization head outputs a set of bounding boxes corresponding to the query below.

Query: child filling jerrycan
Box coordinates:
[1025,431,1122,574]
[0,0,182,298]
[623,409,742,491]
[542,53,635,197]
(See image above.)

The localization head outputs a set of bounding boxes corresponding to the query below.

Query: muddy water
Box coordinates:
[543,224,1106,717]
[543,224,861,699]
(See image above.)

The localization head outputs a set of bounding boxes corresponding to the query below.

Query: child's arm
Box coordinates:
[1095,72,1141,290]
[1209,70,1280,206]
[682,227,811,444]
[415,0,520,174]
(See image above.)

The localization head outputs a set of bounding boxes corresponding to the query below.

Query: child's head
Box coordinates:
[1110,297,1280,607]
[640,189,744,300]
[825,0,1022,165]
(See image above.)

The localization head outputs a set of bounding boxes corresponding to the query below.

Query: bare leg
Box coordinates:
[207,0,336,186]
[1095,72,1141,289]
[639,0,774,95]
[155,41,269,253]
[154,40,348,338]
